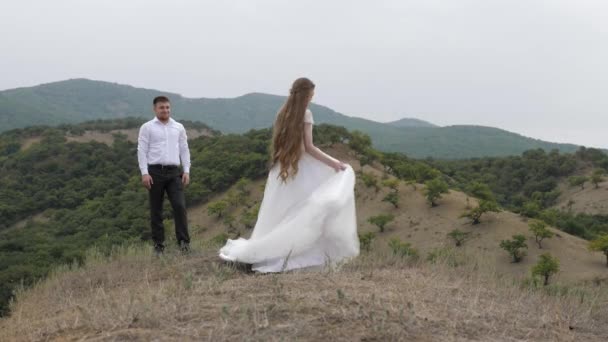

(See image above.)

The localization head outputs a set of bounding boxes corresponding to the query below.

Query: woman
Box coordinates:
[219,77,359,272]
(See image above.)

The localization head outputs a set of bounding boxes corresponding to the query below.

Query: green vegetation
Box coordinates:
[447,229,471,247]
[591,169,605,189]
[388,238,419,259]
[368,214,395,233]
[381,178,400,191]
[382,192,399,208]
[432,147,608,239]
[358,232,376,252]
[528,220,554,249]
[589,235,608,267]
[569,176,588,189]
[359,172,379,192]
[208,201,228,218]
[500,235,528,263]
[531,253,560,286]
[0,79,582,159]
[461,200,501,225]
[240,203,260,229]
[424,178,449,207]
[0,119,276,315]
[0,119,377,316]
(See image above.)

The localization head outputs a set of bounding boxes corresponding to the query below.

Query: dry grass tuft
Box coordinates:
[1,242,607,341]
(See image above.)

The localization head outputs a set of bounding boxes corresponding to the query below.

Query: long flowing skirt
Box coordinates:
[219,153,359,272]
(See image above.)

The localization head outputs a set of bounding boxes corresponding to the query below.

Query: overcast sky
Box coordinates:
[1,0,607,147]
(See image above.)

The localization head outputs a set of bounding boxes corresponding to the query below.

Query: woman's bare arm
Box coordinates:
[303,123,344,170]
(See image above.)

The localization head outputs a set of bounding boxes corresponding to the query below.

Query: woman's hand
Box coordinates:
[331,160,348,172]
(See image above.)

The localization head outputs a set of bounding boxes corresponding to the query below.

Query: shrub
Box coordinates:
[360,172,379,192]
[589,235,608,267]
[240,203,260,229]
[208,200,228,218]
[382,178,400,192]
[424,178,449,207]
[531,253,560,286]
[368,214,395,233]
[591,169,605,189]
[388,238,419,259]
[568,175,588,189]
[382,192,399,208]
[358,232,376,252]
[461,200,500,225]
[235,177,251,196]
[500,234,528,263]
[447,229,471,247]
[528,220,554,249]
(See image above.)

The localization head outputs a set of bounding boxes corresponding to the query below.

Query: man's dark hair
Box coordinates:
[153,96,170,106]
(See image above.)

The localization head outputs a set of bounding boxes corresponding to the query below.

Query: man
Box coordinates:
[138,96,191,255]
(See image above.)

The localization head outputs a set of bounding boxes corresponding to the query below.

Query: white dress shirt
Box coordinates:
[137,117,191,175]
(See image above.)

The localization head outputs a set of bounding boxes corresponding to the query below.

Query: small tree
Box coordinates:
[531,253,560,286]
[591,169,605,189]
[500,234,528,263]
[368,214,394,233]
[382,192,399,208]
[447,229,471,247]
[207,200,228,218]
[589,235,608,267]
[568,175,588,189]
[528,220,554,249]
[461,200,500,225]
[358,232,376,252]
[382,178,400,192]
[424,178,449,207]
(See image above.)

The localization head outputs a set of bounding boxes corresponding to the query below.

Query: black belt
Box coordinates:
[148,164,179,170]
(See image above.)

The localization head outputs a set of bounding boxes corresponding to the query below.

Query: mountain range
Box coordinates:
[0,78,581,159]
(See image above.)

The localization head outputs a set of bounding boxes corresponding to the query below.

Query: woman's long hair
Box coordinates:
[271,77,315,182]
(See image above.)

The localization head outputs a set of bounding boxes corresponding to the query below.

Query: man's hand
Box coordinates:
[182,173,190,187]
[142,174,153,190]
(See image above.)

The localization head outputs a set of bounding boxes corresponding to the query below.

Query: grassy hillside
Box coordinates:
[0,79,582,158]
[1,118,606,328]
[1,243,606,341]
[188,144,607,283]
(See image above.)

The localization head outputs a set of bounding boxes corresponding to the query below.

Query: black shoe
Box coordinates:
[179,241,191,254]
[154,244,165,256]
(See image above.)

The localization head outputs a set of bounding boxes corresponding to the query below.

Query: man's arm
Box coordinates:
[179,125,191,174]
[137,124,150,175]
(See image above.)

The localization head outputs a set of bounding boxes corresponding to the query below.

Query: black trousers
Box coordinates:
[148,166,190,246]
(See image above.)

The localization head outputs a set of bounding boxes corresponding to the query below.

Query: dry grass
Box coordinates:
[555,176,608,215]
[1,242,607,342]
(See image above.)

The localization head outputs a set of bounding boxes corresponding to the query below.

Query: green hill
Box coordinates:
[0,78,582,158]
[386,117,438,128]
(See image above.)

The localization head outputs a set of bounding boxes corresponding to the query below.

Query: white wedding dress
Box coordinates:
[219,110,359,272]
